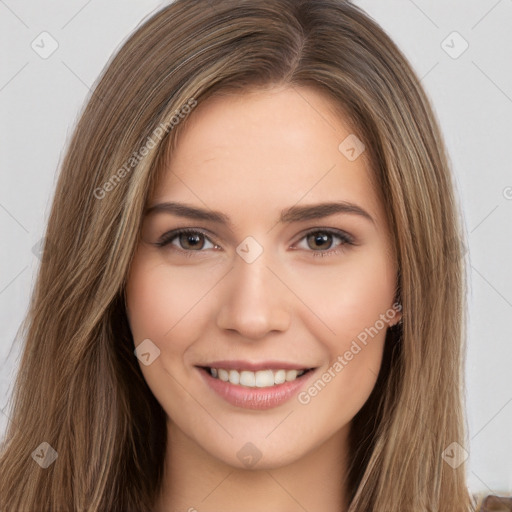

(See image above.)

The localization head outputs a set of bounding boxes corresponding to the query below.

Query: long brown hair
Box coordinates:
[0,0,472,510]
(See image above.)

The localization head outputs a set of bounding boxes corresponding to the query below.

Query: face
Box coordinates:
[125,85,401,470]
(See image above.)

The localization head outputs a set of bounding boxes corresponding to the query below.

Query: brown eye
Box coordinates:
[179,232,205,250]
[306,232,334,250]
[294,229,355,257]
[155,229,217,252]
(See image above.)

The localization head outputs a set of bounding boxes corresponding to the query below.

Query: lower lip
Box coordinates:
[197,367,316,410]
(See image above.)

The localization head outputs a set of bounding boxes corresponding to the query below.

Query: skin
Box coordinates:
[125,85,401,512]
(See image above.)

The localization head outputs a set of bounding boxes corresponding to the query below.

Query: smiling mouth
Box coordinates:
[198,366,314,388]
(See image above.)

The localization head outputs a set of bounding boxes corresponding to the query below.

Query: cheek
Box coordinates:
[125,253,215,353]
[290,250,396,345]
[124,254,219,414]
[289,250,395,410]
[295,261,393,424]
[299,343,384,439]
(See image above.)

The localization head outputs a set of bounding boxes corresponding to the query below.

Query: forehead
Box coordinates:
[151,86,384,228]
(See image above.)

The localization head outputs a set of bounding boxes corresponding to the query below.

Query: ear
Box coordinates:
[387,301,402,327]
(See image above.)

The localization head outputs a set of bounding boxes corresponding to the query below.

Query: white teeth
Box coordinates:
[228,370,240,385]
[239,371,256,387]
[285,369,298,381]
[255,370,274,387]
[208,367,307,387]
[274,369,286,384]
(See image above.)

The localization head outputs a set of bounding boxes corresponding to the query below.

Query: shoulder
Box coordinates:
[473,494,512,511]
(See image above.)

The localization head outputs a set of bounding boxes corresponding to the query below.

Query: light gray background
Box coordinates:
[1,0,511,496]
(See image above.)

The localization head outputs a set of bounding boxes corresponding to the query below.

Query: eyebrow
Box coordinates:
[144,200,375,226]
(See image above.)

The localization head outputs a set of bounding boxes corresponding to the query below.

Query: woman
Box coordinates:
[0,0,474,510]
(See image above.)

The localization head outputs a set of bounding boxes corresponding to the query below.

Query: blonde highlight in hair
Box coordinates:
[0,0,472,510]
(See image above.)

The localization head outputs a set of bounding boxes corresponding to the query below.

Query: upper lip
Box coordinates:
[197,360,314,372]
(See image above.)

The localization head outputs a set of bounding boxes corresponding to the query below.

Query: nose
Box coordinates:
[215,252,291,340]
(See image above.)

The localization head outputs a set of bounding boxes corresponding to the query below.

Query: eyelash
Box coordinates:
[154,228,356,258]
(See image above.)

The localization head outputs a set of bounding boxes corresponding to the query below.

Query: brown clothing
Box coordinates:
[474,495,512,511]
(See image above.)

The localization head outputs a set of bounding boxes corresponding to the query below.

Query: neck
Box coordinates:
[153,419,351,512]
